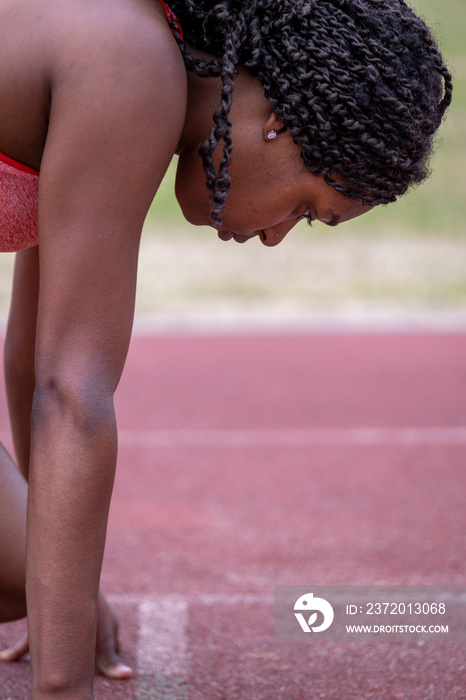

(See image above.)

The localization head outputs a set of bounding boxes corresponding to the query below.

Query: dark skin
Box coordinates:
[0,246,133,680]
[0,1,372,698]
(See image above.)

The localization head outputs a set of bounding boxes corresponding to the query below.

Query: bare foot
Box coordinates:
[0,633,28,662]
[0,592,133,680]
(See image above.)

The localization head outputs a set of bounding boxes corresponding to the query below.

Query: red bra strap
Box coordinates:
[159,0,183,39]
[0,151,39,175]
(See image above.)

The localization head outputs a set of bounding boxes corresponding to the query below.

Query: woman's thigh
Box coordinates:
[0,442,26,622]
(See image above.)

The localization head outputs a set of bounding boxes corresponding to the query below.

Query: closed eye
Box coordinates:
[298,211,313,227]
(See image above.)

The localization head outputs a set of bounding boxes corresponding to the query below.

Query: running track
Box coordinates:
[1,331,465,699]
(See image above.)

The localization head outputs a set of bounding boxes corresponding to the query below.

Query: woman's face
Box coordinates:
[175,71,373,246]
[216,136,372,246]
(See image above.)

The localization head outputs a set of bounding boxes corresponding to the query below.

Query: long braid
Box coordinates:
[169,0,453,224]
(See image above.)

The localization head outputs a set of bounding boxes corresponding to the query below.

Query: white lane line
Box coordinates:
[110,593,273,677]
[112,590,466,677]
[117,427,466,448]
[137,595,188,676]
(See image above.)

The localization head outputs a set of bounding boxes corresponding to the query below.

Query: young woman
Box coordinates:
[0,0,452,698]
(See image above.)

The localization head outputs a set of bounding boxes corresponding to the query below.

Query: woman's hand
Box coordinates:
[0,592,133,680]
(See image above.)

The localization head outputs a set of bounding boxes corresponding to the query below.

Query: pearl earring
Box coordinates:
[267,129,278,140]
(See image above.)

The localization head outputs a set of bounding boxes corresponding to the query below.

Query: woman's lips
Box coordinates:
[233,233,250,243]
[217,230,235,241]
[217,231,260,244]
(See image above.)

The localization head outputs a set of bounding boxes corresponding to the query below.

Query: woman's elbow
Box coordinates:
[32,371,117,438]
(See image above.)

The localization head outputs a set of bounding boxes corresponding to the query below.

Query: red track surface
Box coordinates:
[1,332,465,699]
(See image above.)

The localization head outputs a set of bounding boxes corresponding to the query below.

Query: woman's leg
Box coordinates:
[0,442,27,623]
[4,247,39,480]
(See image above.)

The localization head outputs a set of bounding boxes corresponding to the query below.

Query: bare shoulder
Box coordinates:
[0,0,187,167]
[49,0,186,106]
[34,0,188,234]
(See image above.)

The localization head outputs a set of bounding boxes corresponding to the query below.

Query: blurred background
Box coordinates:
[0,0,463,330]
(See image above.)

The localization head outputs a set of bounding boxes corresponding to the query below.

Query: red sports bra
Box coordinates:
[0,0,182,252]
[0,155,39,251]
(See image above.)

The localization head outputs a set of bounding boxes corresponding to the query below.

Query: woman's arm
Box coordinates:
[2,251,134,680]
[24,17,186,700]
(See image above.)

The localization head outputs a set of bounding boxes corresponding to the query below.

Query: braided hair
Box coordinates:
[168,0,453,226]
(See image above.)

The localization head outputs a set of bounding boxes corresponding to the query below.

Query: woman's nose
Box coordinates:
[260,221,298,247]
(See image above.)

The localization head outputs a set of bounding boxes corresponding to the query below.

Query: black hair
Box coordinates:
[168,0,453,226]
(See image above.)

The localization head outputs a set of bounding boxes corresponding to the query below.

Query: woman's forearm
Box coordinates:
[27,387,118,699]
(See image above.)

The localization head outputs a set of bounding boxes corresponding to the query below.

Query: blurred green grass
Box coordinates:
[147,0,465,238]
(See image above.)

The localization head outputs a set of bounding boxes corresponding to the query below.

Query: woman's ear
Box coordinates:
[262,112,286,141]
